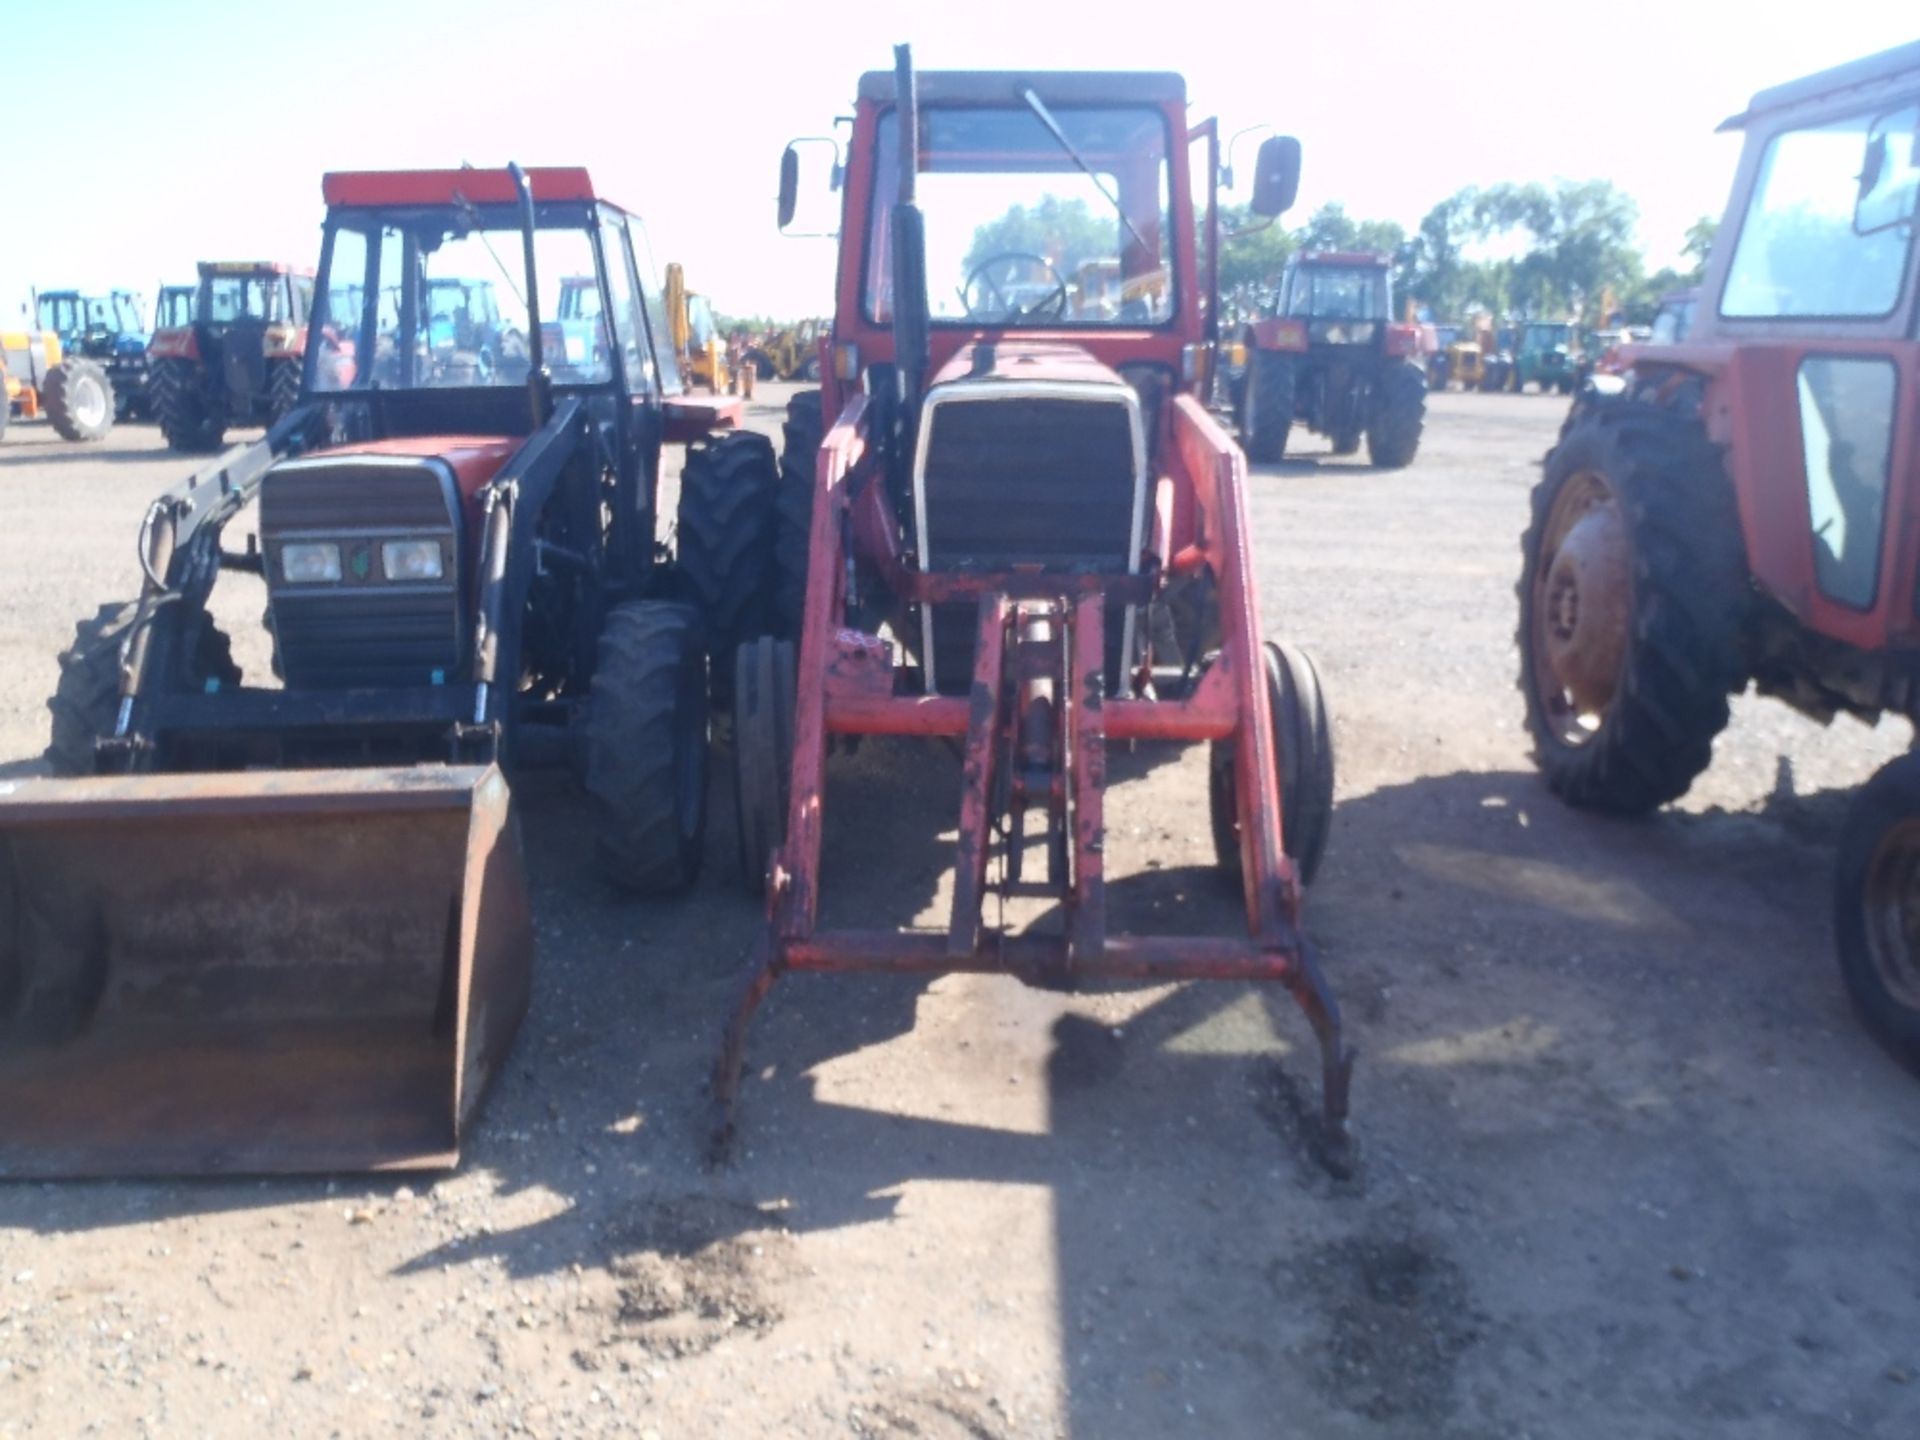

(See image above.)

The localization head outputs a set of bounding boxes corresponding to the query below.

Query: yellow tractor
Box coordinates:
[664,261,741,395]
[1,325,115,443]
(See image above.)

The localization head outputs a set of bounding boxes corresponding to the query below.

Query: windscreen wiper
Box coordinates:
[1020,87,1152,261]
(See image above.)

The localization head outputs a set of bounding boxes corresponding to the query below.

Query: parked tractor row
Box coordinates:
[1,39,1916,1187]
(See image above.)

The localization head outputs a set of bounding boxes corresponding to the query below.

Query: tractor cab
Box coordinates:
[154,285,195,331]
[1276,253,1391,327]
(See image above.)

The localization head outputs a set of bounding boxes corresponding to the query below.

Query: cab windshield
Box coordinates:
[311,206,619,391]
[1282,267,1387,320]
[36,296,81,334]
[865,104,1175,327]
[203,274,295,324]
[111,293,143,332]
[157,289,195,329]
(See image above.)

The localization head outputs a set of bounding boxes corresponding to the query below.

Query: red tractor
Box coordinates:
[147,260,314,451]
[1234,250,1427,466]
[1517,41,1920,1068]
[715,48,1354,1171]
[2,166,775,1177]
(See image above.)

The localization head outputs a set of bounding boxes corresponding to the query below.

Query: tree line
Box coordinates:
[1221,179,1716,325]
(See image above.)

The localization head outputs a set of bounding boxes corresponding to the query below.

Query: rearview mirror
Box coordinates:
[777,145,801,230]
[1250,135,1302,218]
[1855,106,1920,237]
[777,137,843,237]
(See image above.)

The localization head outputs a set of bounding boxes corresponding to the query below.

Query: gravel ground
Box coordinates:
[1,386,1917,1439]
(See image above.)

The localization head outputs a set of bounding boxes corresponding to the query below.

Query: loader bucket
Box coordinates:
[0,765,532,1178]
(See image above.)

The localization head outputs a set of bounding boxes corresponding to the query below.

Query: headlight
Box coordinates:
[565,335,587,364]
[381,539,445,581]
[281,542,342,583]
[1348,323,1377,344]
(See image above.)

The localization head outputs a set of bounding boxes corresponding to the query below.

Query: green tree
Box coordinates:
[1682,215,1718,278]
[962,197,1115,287]
[1217,202,1295,309]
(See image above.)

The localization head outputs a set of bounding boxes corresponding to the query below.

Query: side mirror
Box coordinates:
[1250,135,1301,218]
[1855,106,1920,237]
[777,145,801,230]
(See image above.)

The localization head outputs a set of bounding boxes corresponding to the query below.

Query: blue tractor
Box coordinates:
[34,289,152,420]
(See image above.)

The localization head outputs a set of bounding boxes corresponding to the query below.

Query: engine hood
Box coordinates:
[302,435,519,503]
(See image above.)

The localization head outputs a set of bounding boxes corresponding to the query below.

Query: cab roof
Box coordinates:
[1719,40,1920,131]
[321,167,609,209]
[195,260,315,279]
[1297,251,1391,268]
[857,71,1184,105]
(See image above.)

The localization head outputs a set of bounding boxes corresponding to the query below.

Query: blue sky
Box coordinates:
[2,0,1913,323]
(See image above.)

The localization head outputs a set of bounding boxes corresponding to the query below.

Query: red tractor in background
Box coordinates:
[1234,250,1427,466]
[147,260,314,451]
[1517,41,1920,1070]
[716,49,1355,1173]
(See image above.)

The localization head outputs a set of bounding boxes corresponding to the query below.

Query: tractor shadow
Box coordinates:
[7,761,1913,1435]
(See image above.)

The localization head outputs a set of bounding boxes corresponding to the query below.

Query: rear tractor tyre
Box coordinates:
[1834,753,1920,1073]
[1366,360,1427,469]
[731,636,796,894]
[1241,350,1295,464]
[1209,640,1335,888]
[583,602,709,895]
[676,429,779,691]
[1517,401,1748,813]
[773,389,824,640]
[152,358,225,453]
[46,602,239,776]
[42,360,114,442]
[268,359,301,421]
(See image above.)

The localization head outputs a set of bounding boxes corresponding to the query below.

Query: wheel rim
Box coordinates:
[72,374,109,430]
[1864,821,1920,1011]
[1529,468,1631,748]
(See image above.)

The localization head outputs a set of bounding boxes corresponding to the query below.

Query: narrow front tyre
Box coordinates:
[1835,753,1920,1072]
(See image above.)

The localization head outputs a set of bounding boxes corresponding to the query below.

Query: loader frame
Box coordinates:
[717,56,1354,1170]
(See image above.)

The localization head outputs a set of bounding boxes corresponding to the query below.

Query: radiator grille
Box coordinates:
[914,387,1143,694]
[261,457,463,689]
[919,396,1140,571]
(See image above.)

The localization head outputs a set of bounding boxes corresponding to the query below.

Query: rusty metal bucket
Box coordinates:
[0,765,532,1177]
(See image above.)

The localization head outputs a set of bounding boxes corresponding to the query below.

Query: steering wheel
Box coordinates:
[961,252,1069,322]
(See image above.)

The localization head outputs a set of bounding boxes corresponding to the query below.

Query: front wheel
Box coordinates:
[46,602,239,774]
[583,602,708,894]
[1836,753,1920,1072]
[1209,641,1335,887]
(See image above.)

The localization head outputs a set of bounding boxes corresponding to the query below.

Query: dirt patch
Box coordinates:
[599,1193,798,1358]
[848,1383,1009,1439]
[1283,1232,1482,1423]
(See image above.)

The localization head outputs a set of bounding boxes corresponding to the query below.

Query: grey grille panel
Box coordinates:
[261,456,464,689]
[920,397,1139,571]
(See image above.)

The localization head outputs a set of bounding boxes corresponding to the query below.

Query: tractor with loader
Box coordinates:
[1517,40,1920,1071]
[718,50,1354,1172]
[0,164,778,1177]
[147,260,315,451]
[1234,250,1427,466]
